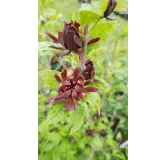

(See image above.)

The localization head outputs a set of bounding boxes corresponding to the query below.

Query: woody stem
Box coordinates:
[80,25,89,74]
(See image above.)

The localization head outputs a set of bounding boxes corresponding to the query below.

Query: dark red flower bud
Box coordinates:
[45,21,82,52]
[62,21,82,51]
[85,128,94,136]
[83,59,95,80]
[116,138,123,143]
[45,21,100,58]
[51,68,98,110]
[100,129,107,137]
[104,0,117,19]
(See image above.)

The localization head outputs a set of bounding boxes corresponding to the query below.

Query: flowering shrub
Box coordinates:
[39,0,128,159]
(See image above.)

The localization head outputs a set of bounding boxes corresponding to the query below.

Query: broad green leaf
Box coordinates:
[90,134,103,150]
[100,0,109,13]
[69,106,85,135]
[39,70,61,88]
[80,10,100,25]
[46,101,69,124]
[89,20,116,40]
[79,3,101,25]
[83,92,101,114]
[38,121,49,134]
[88,78,111,93]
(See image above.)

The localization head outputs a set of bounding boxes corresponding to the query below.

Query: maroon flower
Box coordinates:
[100,129,107,137]
[45,21,100,58]
[85,128,94,136]
[83,59,99,86]
[104,0,117,20]
[83,59,95,80]
[52,67,98,110]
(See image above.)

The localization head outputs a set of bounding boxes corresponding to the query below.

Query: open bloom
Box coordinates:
[52,67,98,110]
[45,21,100,58]
[104,0,117,20]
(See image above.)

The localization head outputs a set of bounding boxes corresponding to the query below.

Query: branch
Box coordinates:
[80,25,89,74]
[89,148,95,160]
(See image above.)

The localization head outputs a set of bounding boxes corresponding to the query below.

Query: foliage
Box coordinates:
[38,0,128,159]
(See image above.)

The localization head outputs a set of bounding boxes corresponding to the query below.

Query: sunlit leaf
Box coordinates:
[83,92,101,114]
[46,101,69,124]
[69,106,85,135]
[39,70,61,88]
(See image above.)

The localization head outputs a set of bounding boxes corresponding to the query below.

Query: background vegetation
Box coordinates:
[38,0,128,159]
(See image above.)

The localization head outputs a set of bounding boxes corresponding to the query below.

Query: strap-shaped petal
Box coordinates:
[73,67,80,80]
[87,38,100,45]
[54,74,62,83]
[49,46,66,50]
[55,93,66,102]
[61,69,67,81]
[71,89,78,98]
[56,51,71,58]
[64,98,75,110]
[75,85,98,93]
[58,32,64,45]
[64,89,71,98]
[45,31,59,43]
[74,35,82,47]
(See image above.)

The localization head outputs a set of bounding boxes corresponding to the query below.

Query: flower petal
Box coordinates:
[84,79,93,86]
[74,21,80,30]
[61,69,67,81]
[71,89,78,98]
[56,51,71,58]
[45,31,59,43]
[58,32,64,45]
[55,93,66,102]
[77,77,84,87]
[49,46,66,50]
[74,35,82,47]
[73,67,80,79]
[64,98,75,110]
[78,93,84,100]
[87,38,100,45]
[75,85,98,93]
[64,89,71,98]
[54,74,62,83]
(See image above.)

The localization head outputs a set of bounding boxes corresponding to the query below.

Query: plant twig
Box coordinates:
[89,148,95,160]
[80,25,89,74]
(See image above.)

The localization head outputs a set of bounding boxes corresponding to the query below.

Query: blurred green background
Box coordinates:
[38,0,128,159]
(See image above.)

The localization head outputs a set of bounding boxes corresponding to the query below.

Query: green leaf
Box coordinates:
[72,10,76,21]
[80,10,100,25]
[69,106,85,135]
[89,78,111,93]
[39,70,61,88]
[89,20,116,40]
[90,134,103,150]
[83,92,101,114]
[79,3,101,25]
[38,121,49,134]
[99,0,109,13]
[46,101,69,124]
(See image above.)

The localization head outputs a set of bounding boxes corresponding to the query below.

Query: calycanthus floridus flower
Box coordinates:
[83,59,99,85]
[104,0,117,20]
[45,20,100,58]
[51,67,98,110]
